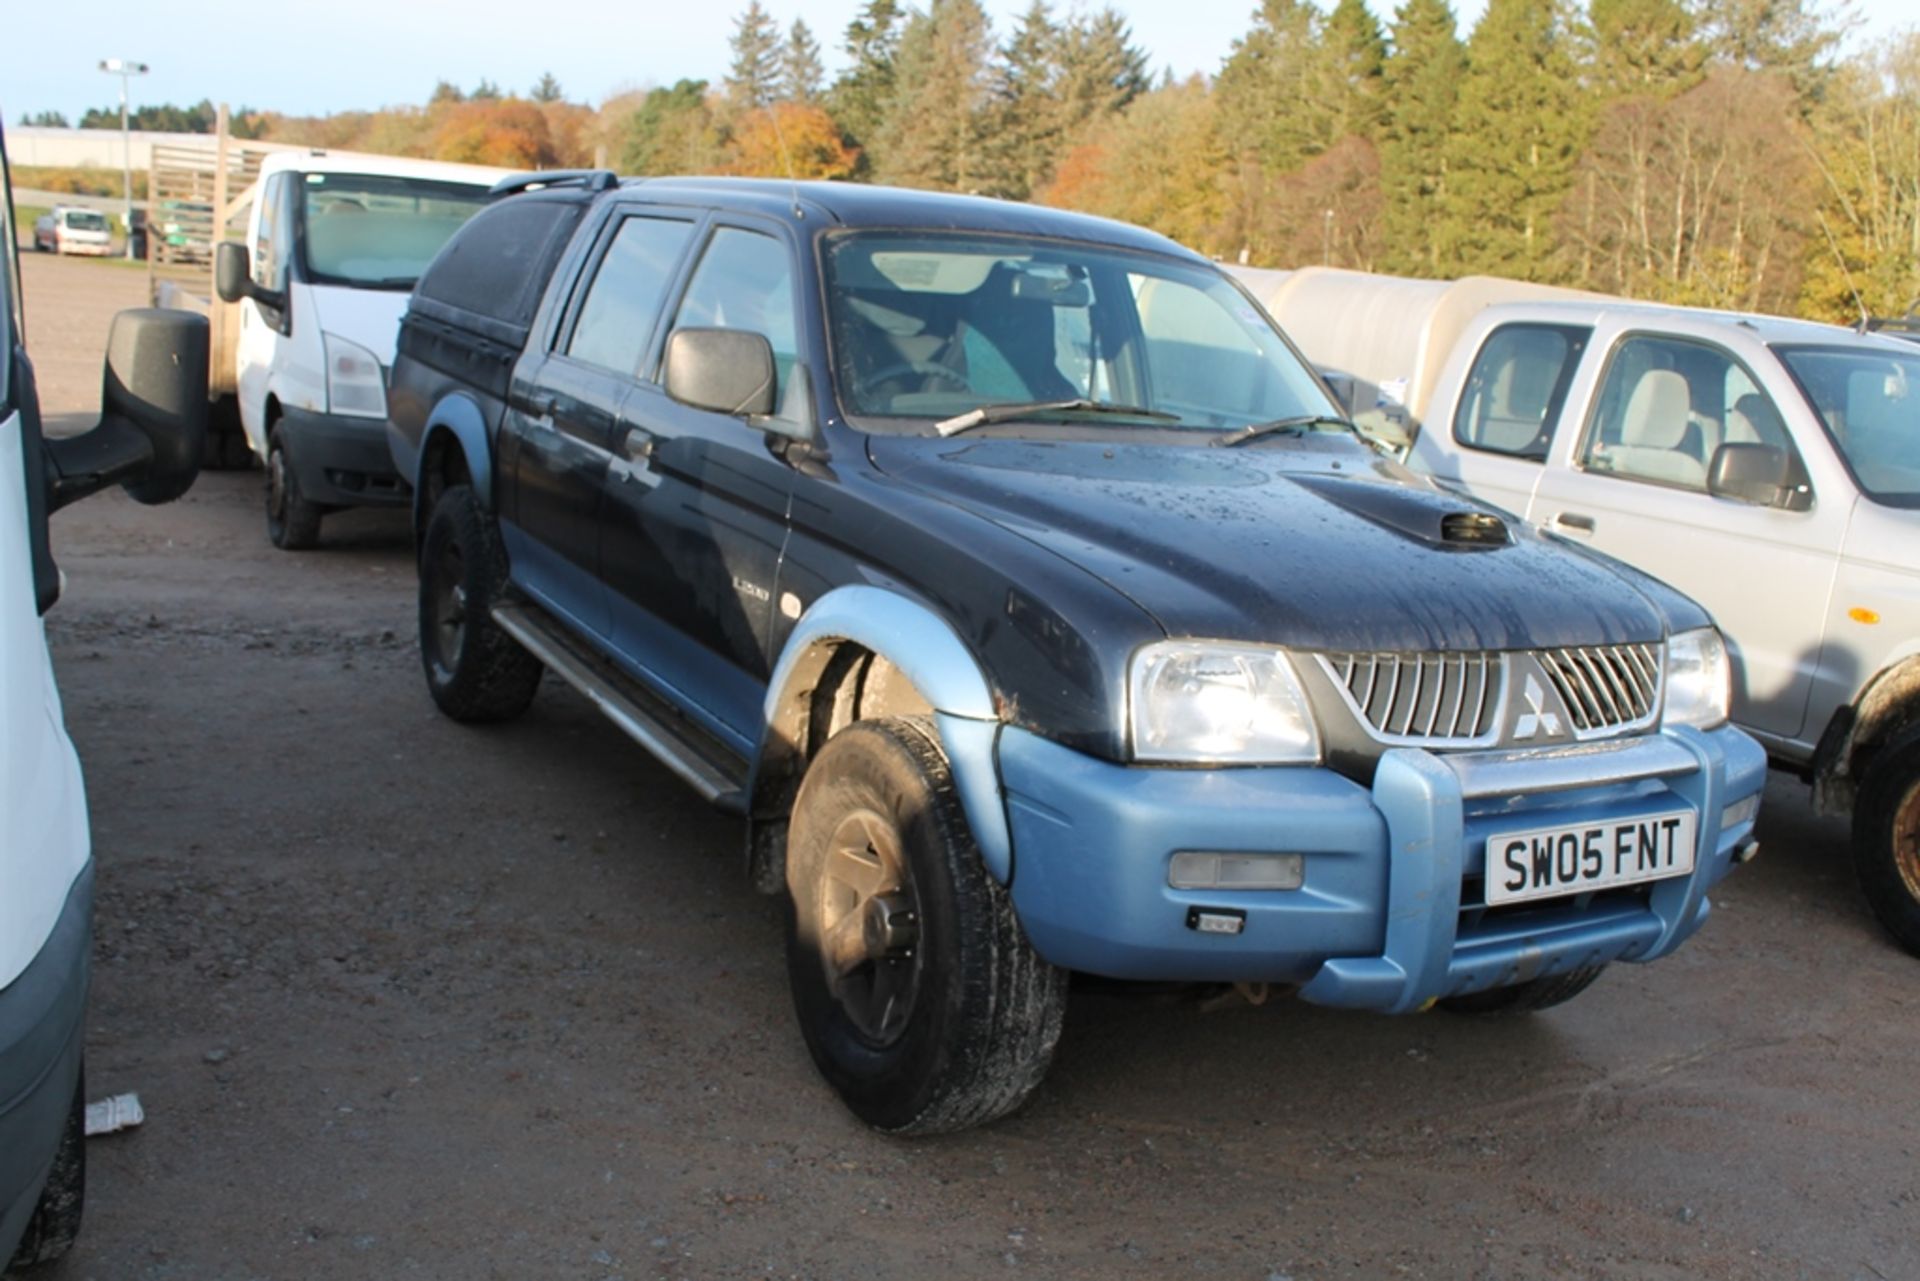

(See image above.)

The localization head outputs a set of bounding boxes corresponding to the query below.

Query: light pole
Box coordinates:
[97,58,148,259]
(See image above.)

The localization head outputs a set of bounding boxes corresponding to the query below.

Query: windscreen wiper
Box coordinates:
[1210,415,1355,448]
[935,398,1181,437]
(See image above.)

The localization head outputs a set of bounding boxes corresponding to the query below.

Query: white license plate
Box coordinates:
[1485,810,1697,906]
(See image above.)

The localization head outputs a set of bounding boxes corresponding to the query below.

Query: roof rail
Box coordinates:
[489,169,620,198]
[1863,306,1920,339]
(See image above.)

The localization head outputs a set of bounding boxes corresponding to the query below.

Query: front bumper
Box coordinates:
[278,405,409,509]
[1000,724,1765,1013]
[0,862,90,1265]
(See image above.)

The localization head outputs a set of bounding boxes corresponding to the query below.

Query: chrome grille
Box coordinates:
[1537,643,1663,736]
[1319,651,1502,745]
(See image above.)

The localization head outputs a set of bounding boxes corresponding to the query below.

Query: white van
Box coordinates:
[216,153,507,549]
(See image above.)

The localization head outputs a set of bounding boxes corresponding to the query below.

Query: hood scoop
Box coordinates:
[1440,510,1511,547]
[1288,473,1512,549]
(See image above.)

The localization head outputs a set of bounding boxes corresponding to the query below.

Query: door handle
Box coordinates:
[620,428,656,463]
[1551,511,1596,533]
[521,391,555,418]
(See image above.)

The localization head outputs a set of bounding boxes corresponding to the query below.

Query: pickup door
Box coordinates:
[1435,319,1847,746]
[596,217,801,757]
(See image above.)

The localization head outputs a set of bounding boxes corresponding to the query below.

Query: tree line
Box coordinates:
[21,0,1917,322]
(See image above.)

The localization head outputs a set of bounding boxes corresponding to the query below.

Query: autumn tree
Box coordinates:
[432,97,559,168]
[727,101,859,178]
[1799,34,1920,321]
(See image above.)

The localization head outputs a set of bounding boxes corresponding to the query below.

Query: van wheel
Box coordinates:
[6,1072,85,1271]
[1853,723,1920,956]
[265,427,323,550]
[418,483,541,723]
[199,400,252,472]
[784,717,1067,1135]
[1439,966,1605,1015]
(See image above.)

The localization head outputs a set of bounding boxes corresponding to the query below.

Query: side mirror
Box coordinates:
[1316,365,1357,417]
[1708,441,1807,511]
[663,328,777,419]
[45,309,207,512]
[214,241,252,305]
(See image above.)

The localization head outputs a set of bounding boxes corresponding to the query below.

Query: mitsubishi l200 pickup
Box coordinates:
[385,174,1766,1134]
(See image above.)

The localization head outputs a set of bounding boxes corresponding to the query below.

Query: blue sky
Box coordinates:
[4,0,1913,124]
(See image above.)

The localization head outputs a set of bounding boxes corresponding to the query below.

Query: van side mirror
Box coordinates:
[214,241,252,304]
[44,309,207,512]
[1708,442,1809,511]
[663,328,777,419]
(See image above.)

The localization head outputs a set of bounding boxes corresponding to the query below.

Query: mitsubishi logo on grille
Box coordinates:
[1509,663,1569,742]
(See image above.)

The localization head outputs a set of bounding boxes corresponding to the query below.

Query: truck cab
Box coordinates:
[214,152,504,549]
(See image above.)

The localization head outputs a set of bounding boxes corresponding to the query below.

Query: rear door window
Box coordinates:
[1454,324,1590,459]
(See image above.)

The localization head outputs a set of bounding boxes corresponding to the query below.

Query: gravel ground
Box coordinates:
[16,249,1919,1281]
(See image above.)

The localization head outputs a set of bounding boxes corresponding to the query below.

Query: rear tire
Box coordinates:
[265,426,323,551]
[418,483,541,723]
[1439,966,1605,1015]
[784,717,1067,1135]
[1853,723,1920,957]
[6,1072,85,1271]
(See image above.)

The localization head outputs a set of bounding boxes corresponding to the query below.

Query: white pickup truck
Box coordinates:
[1240,266,1920,956]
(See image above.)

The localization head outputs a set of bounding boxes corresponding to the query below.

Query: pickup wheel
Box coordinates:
[7,1070,85,1271]
[784,717,1067,1135]
[264,427,323,550]
[418,483,541,723]
[1438,966,1605,1015]
[1852,722,1920,956]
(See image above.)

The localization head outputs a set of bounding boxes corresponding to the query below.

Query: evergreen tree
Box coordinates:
[1215,0,1327,174]
[829,0,904,165]
[1439,0,1586,280]
[985,0,1064,199]
[728,1,784,111]
[874,0,995,191]
[782,19,827,103]
[429,80,466,107]
[20,109,70,128]
[1585,0,1706,98]
[531,72,565,104]
[1318,0,1387,141]
[1055,8,1152,132]
[1378,0,1465,274]
[619,79,726,174]
[471,79,503,100]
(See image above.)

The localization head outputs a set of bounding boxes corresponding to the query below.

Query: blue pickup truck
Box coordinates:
[375,172,1766,1134]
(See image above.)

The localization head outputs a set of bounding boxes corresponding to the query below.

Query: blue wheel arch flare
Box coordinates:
[406,392,495,528]
[757,585,1016,883]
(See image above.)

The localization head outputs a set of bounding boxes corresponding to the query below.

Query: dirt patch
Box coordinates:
[20,252,1919,1280]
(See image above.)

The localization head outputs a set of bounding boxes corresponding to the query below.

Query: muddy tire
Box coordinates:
[1439,966,1605,1015]
[418,483,541,723]
[6,1073,85,1271]
[1853,722,1920,957]
[784,717,1067,1135]
[264,427,323,550]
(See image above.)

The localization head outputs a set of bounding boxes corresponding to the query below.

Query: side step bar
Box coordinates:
[491,601,749,812]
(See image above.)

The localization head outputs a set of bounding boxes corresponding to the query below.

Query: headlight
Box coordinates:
[324,333,388,419]
[1129,641,1321,764]
[1663,627,1730,730]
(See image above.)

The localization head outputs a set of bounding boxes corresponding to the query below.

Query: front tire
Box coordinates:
[264,427,323,550]
[417,483,541,723]
[6,1073,85,1271]
[784,717,1067,1135]
[1853,722,1920,956]
[1439,966,1605,1015]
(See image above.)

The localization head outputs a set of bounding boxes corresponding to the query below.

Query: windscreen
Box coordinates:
[299,173,491,289]
[823,231,1336,433]
[62,209,108,232]
[1777,344,1920,507]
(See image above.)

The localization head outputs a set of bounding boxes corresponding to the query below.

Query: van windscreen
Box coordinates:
[298,173,491,290]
